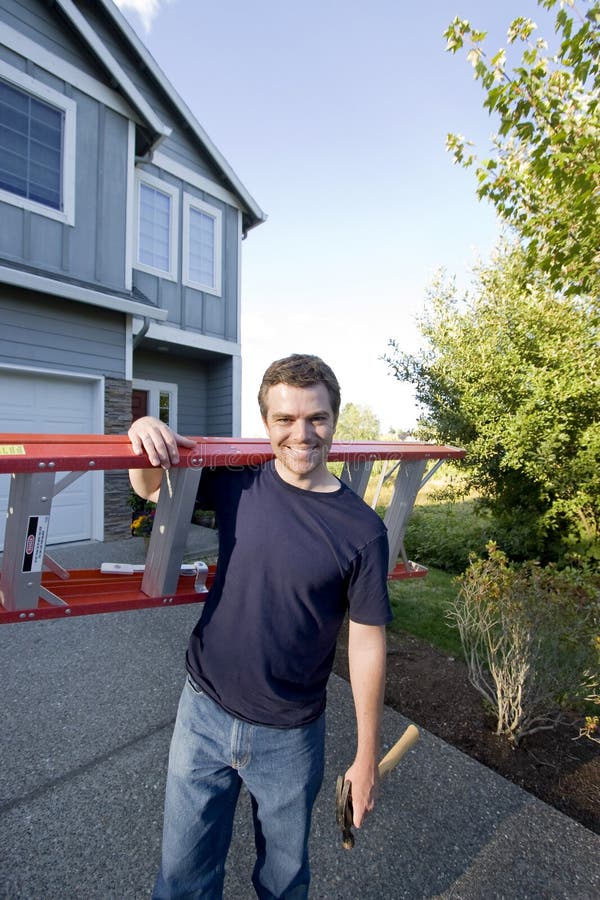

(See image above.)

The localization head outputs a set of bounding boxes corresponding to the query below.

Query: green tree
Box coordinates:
[335,403,381,441]
[445,0,600,297]
[385,246,600,564]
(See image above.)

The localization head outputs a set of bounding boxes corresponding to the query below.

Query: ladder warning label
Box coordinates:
[0,445,25,455]
[22,516,49,573]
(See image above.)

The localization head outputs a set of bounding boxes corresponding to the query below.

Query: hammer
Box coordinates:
[335,724,420,849]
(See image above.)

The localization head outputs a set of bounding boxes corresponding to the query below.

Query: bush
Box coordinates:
[447,545,600,745]
[404,501,494,573]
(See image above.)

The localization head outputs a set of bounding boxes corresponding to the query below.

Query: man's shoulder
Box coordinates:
[326,483,388,548]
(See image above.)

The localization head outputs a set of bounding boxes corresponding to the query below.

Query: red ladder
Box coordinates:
[0,434,464,623]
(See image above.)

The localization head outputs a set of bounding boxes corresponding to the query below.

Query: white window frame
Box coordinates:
[182,193,222,296]
[134,170,179,281]
[0,60,76,225]
[132,378,178,429]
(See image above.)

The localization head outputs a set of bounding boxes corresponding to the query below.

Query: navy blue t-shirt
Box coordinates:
[186,460,392,727]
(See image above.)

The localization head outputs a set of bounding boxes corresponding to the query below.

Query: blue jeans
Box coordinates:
[152,677,325,899]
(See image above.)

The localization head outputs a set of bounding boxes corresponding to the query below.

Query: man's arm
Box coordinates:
[344,620,387,828]
[128,415,196,502]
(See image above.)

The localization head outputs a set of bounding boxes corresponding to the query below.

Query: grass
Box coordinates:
[388,567,463,657]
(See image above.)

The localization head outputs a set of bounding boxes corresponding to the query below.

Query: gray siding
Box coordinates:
[207,357,234,436]
[0,287,126,378]
[0,1,129,290]
[0,0,101,78]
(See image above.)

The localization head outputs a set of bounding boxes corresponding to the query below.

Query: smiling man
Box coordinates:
[129,354,392,900]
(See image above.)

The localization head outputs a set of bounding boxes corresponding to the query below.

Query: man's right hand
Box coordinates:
[128,416,196,468]
[128,417,198,502]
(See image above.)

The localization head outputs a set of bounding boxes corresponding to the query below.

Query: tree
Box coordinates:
[385,245,600,564]
[445,0,600,297]
[335,403,381,441]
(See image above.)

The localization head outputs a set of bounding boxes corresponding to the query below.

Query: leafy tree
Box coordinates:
[445,0,600,297]
[385,246,600,564]
[335,403,381,441]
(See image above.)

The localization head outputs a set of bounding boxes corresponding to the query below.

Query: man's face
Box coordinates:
[262,383,336,486]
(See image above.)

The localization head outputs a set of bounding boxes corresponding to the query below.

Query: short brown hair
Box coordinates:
[258,354,341,422]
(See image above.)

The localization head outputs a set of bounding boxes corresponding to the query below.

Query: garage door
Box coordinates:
[0,370,99,550]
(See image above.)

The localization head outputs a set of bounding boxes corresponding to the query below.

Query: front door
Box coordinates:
[131,389,148,422]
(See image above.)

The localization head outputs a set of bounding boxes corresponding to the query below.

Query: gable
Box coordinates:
[0,0,264,230]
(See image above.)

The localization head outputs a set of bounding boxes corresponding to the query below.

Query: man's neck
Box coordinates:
[274,459,339,492]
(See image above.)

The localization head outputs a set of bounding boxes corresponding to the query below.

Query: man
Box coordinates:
[129,354,391,899]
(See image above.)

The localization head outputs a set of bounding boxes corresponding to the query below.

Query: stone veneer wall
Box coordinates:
[104,377,133,540]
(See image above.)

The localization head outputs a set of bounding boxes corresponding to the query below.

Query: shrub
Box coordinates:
[404,501,494,573]
[447,545,600,745]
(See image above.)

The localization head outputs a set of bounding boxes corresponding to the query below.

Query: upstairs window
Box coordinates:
[183,195,222,296]
[0,63,75,224]
[135,171,178,281]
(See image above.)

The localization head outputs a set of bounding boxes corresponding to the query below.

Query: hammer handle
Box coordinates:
[378,724,419,778]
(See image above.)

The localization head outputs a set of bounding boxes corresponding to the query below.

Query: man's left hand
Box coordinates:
[342,759,379,828]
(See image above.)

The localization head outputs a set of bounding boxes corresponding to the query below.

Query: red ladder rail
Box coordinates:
[0,434,463,472]
[0,434,464,623]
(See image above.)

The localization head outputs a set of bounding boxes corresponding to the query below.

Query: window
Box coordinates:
[134,171,178,280]
[0,62,75,224]
[159,390,171,425]
[183,194,222,296]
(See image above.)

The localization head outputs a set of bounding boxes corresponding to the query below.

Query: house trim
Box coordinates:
[236,209,242,351]
[0,60,77,225]
[231,354,242,437]
[0,265,168,320]
[125,121,136,290]
[125,316,133,381]
[152,151,242,211]
[53,0,171,149]
[0,22,139,122]
[132,318,241,357]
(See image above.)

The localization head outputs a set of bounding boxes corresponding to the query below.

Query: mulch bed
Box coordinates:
[333,625,600,835]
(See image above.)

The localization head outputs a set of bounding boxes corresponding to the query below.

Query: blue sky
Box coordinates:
[114,0,554,436]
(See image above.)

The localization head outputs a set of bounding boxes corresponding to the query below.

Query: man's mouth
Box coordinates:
[286,446,319,456]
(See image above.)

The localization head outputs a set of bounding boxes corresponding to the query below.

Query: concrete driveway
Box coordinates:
[1,541,599,898]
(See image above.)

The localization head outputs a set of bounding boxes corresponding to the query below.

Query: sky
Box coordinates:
[114,0,555,437]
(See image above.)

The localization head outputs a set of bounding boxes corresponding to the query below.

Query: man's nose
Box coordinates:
[292,418,313,442]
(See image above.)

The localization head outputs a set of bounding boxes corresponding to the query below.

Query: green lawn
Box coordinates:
[387,567,463,657]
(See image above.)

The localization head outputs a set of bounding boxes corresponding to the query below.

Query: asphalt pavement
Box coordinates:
[1,534,599,899]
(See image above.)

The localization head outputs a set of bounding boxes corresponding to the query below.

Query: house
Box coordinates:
[0,0,265,549]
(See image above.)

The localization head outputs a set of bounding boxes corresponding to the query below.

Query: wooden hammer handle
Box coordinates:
[378,724,419,778]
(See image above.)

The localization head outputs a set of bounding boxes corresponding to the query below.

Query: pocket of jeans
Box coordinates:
[186,674,205,696]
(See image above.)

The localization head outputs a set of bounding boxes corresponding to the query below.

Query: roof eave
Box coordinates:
[53,0,171,151]
[95,0,266,229]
